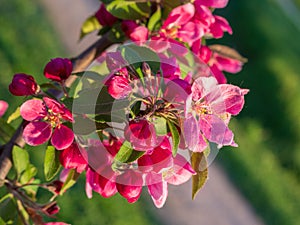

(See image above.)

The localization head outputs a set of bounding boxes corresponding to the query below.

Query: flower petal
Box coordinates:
[51,125,74,150]
[20,99,47,121]
[0,100,8,117]
[23,121,52,146]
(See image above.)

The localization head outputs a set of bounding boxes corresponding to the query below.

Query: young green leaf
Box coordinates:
[60,169,80,195]
[44,146,61,181]
[20,164,37,184]
[115,141,145,163]
[7,107,20,124]
[12,146,29,177]
[191,152,208,200]
[105,1,151,20]
[80,15,102,40]
[167,120,180,157]
[147,6,162,31]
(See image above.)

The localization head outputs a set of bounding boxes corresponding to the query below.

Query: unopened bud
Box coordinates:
[9,73,39,96]
[142,62,151,77]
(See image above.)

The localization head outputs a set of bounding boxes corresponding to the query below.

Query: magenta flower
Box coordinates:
[116,169,143,203]
[95,4,117,27]
[122,20,149,42]
[208,15,232,39]
[184,76,248,151]
[44,58,73,82]
[160,4,202,46]
[124,119,157,151]
[106,73,132,99]
[145,154,196,208]
[0,100,8,117]
[196,45,244,83]
[20,97,74,150]
[9,73,39,96]
[195,0,229,8]
[59,142,87,173]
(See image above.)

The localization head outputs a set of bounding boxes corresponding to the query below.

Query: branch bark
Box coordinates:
[0,32,113,185]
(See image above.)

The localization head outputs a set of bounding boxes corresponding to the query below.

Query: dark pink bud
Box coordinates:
[45,203,60,215]
[124,119,158,151]
[59,142,87,173]
[116,170,143,203]
[9,73,39,96]
[106,75,132,99]
[122,20,149,42]
[95,4,117,27]
[44,58,72,82]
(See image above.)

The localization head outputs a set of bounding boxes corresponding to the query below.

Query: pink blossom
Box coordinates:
[59,142,88,173]
[44,58,73,82]
[0,100,8,117]
[208,16,232,39]
[124,119,158,151]
[145,153,196,208]
[184,76,248,149]
[95,4,117,27]
[116,170,143,203]
[20,97,74,150]
[195,0,229,8]
[9,73,39,96]
[86,167,117,198]
[122,20,149,42]
[197,46,244,83]
[160,4,202,46]
[85,139,120,198]
[44,223,70,225]
[106,74,132,99]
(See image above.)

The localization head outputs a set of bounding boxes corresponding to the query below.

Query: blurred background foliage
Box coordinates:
[0,0,300,225]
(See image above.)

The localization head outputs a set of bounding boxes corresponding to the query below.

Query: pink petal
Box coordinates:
[178,22,203,46]
[20,99,47,121]
[184,115,200,151]
[215,54,243,73]
[195,0,229,8]
[0,100,8,117]
[219,85,249,115]
[147,174,168,208]
[199,114,234,146]
[163,3,195,28]
[51,125,74,150]
[59,142,87,173]
[209,16,232,39]
[23,121,52,146]
[210,64,227,84]
[166,154,195,185]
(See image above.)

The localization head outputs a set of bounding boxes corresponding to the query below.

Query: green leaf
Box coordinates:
[147,6,162,31]
[80,15,102,40]
[0,118,15,143]
[162,0,181,19]
[0,194,15,222]
[7,107,20,124]
[22,179,40,198]
[44,146,61,181]
[115,141,133,162]
[0,217,5,225]
[20,164,37,184]
[154,117,167,136]
[105,0,151,20]
[119,44,161,74]
[60,169,80,194]
[167,120,180,157]
[12,146,29,177]
[191,152,208,200]
[114,141,145,163]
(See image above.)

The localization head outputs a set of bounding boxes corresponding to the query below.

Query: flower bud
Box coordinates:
[0,100,8,117]
[44,203,60,215]
[95,4,117,27]
[44,58,72,82]
[9,73,39,96]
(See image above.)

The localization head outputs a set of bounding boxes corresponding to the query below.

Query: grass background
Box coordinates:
[1,0,300,225]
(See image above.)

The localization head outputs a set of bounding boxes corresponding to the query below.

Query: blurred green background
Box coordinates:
[1,0,300,225]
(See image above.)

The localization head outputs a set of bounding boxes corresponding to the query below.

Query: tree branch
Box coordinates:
[0,32,114,186]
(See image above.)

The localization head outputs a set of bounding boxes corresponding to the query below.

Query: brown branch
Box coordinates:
[0,32,114,186]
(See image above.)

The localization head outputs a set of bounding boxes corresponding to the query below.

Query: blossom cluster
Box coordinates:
[5,0,248,223]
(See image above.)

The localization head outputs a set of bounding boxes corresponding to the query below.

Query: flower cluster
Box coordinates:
[4,0,248,224]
